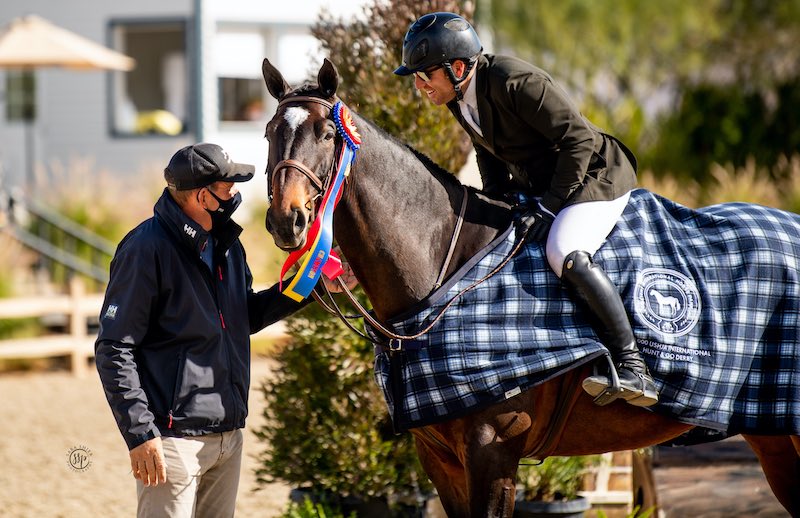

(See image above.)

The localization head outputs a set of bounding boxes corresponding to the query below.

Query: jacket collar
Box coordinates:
[154,188,242,259]
[447,54,495,151]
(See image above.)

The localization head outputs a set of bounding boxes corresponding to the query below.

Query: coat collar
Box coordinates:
[447,54,495,151]
[154,188,242,260]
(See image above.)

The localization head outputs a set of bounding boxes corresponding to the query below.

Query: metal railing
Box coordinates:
[1,189,116,286]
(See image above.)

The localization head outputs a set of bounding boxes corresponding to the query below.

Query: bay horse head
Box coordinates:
[262,57,341,251]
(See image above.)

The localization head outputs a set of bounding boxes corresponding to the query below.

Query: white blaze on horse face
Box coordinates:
[284,107,310,132]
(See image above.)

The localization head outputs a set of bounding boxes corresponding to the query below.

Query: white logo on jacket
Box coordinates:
[104,304,118,320]
[184,223,197,238]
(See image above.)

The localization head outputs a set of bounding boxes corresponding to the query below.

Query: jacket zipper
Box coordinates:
[168,351,184,429]
[213,261,238,425]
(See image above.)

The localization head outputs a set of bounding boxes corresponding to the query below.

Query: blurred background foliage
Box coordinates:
[312,0,475,174]
[485,0,800,185]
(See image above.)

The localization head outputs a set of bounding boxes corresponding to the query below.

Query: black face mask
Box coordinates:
[204,189,242,228]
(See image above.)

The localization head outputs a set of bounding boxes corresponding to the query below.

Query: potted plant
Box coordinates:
[514,455,600,518]
[254,302,435,517]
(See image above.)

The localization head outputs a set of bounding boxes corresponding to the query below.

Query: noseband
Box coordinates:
[268,95,337,203]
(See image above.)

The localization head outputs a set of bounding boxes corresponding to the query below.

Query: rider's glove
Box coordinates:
[515,201,555,243]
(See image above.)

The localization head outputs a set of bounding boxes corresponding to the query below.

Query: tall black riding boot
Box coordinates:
[561,250,658,407]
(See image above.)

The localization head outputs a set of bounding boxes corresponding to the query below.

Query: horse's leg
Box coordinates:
[413,433,470,518]
[742,434,800,515]
[464,423,526,518]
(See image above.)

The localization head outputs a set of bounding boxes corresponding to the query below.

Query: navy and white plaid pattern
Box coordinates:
[374,189,800,434]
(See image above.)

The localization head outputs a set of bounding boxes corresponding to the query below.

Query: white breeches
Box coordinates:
[545,191,631,278]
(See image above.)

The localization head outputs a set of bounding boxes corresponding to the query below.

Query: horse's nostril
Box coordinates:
[265,210,273,233]
[292,207,307,233]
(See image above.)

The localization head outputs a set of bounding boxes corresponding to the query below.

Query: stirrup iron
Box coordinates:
[586,354,623,406]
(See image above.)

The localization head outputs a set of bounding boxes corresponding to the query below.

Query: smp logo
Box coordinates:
[183,224,197,238]
[634,268,701,338]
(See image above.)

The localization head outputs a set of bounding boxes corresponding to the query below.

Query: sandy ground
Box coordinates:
[652,437,789,518]
[0,356,792,518]
[0,357,290,518]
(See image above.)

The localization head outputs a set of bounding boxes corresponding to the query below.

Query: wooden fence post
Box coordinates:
[69,276,89,377]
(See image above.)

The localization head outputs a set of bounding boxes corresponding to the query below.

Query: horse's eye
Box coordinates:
[323,131,335,141]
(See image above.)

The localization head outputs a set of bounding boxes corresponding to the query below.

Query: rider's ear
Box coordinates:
[318,58,339,98]
[262,58,291,100]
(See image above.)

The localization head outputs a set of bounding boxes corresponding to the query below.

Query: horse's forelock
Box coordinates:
[281,82,336,103]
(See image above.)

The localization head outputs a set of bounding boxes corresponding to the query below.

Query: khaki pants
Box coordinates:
[137,429,243,518]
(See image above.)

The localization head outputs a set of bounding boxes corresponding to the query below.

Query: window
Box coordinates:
[214,31,265,123]
[5,71,35,122]
[109,19,188,136]
[214,28,319,124]
[218,77,264,121]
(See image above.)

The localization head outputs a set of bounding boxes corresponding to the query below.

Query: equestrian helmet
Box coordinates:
[394,12,482,76]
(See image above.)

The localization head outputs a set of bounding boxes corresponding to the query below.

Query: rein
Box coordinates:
[320,225,528,350]
[273,93,523,349]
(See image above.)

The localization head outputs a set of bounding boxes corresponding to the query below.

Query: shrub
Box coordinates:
[516,455,600,502]
[254,302,433,510]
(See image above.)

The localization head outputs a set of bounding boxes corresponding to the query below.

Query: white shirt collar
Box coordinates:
[457,71,481,135]
[458,73,479,113]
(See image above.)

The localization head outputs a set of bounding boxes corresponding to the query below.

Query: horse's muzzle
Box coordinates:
[266,206,308,251]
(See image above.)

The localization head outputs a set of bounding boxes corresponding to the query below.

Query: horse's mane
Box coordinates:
[350,108,465,191]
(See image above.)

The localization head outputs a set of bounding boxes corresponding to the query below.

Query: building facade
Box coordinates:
[0,0,369,203]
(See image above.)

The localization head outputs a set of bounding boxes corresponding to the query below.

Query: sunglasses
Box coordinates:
[414,66,442,83]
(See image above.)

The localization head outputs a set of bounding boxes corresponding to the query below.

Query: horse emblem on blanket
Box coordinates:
[375,188,800,436]
[634,268,701,337]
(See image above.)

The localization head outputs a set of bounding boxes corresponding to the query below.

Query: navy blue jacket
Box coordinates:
[95,189,304,450]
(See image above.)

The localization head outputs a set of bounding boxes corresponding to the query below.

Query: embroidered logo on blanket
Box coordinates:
[634,268,701,337]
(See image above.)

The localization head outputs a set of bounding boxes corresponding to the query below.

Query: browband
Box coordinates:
[277,95,334,110]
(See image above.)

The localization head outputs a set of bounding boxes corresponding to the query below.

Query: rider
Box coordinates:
[394,12,658,407]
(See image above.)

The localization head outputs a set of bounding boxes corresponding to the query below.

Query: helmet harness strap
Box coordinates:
[443,58,478,102]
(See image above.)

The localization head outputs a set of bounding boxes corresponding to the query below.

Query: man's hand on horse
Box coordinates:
[516,202,555,243]
[323,249,359,293]
[129,436,167,486]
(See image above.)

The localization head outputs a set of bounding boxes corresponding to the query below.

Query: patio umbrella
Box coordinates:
[0,14,134,70]
[0,14,135,190]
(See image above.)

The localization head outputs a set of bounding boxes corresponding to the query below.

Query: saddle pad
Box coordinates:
[374,188,800,434]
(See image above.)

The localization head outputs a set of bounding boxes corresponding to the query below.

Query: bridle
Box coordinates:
[268,95,338,205]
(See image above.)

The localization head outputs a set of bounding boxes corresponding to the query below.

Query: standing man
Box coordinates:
[394,12,657,407]
[95,143,352,517]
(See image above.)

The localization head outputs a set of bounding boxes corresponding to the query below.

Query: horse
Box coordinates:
[261,57,800,517]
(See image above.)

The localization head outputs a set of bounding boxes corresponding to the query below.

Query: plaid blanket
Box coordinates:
[373,188,800,434]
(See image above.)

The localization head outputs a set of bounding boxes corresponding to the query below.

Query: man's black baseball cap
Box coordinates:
[164,143,255,190]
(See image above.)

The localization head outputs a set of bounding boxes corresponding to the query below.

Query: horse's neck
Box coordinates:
[334,120,450,318]
[334,117,509,320]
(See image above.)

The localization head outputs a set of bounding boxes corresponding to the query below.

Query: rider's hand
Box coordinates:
[515,202,555,243]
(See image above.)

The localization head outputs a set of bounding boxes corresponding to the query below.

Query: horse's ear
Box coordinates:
[262,58,291,100]
[318,58,339,98]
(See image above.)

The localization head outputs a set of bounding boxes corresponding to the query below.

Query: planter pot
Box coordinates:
[290,487,441,518]
[513,496,590,518]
